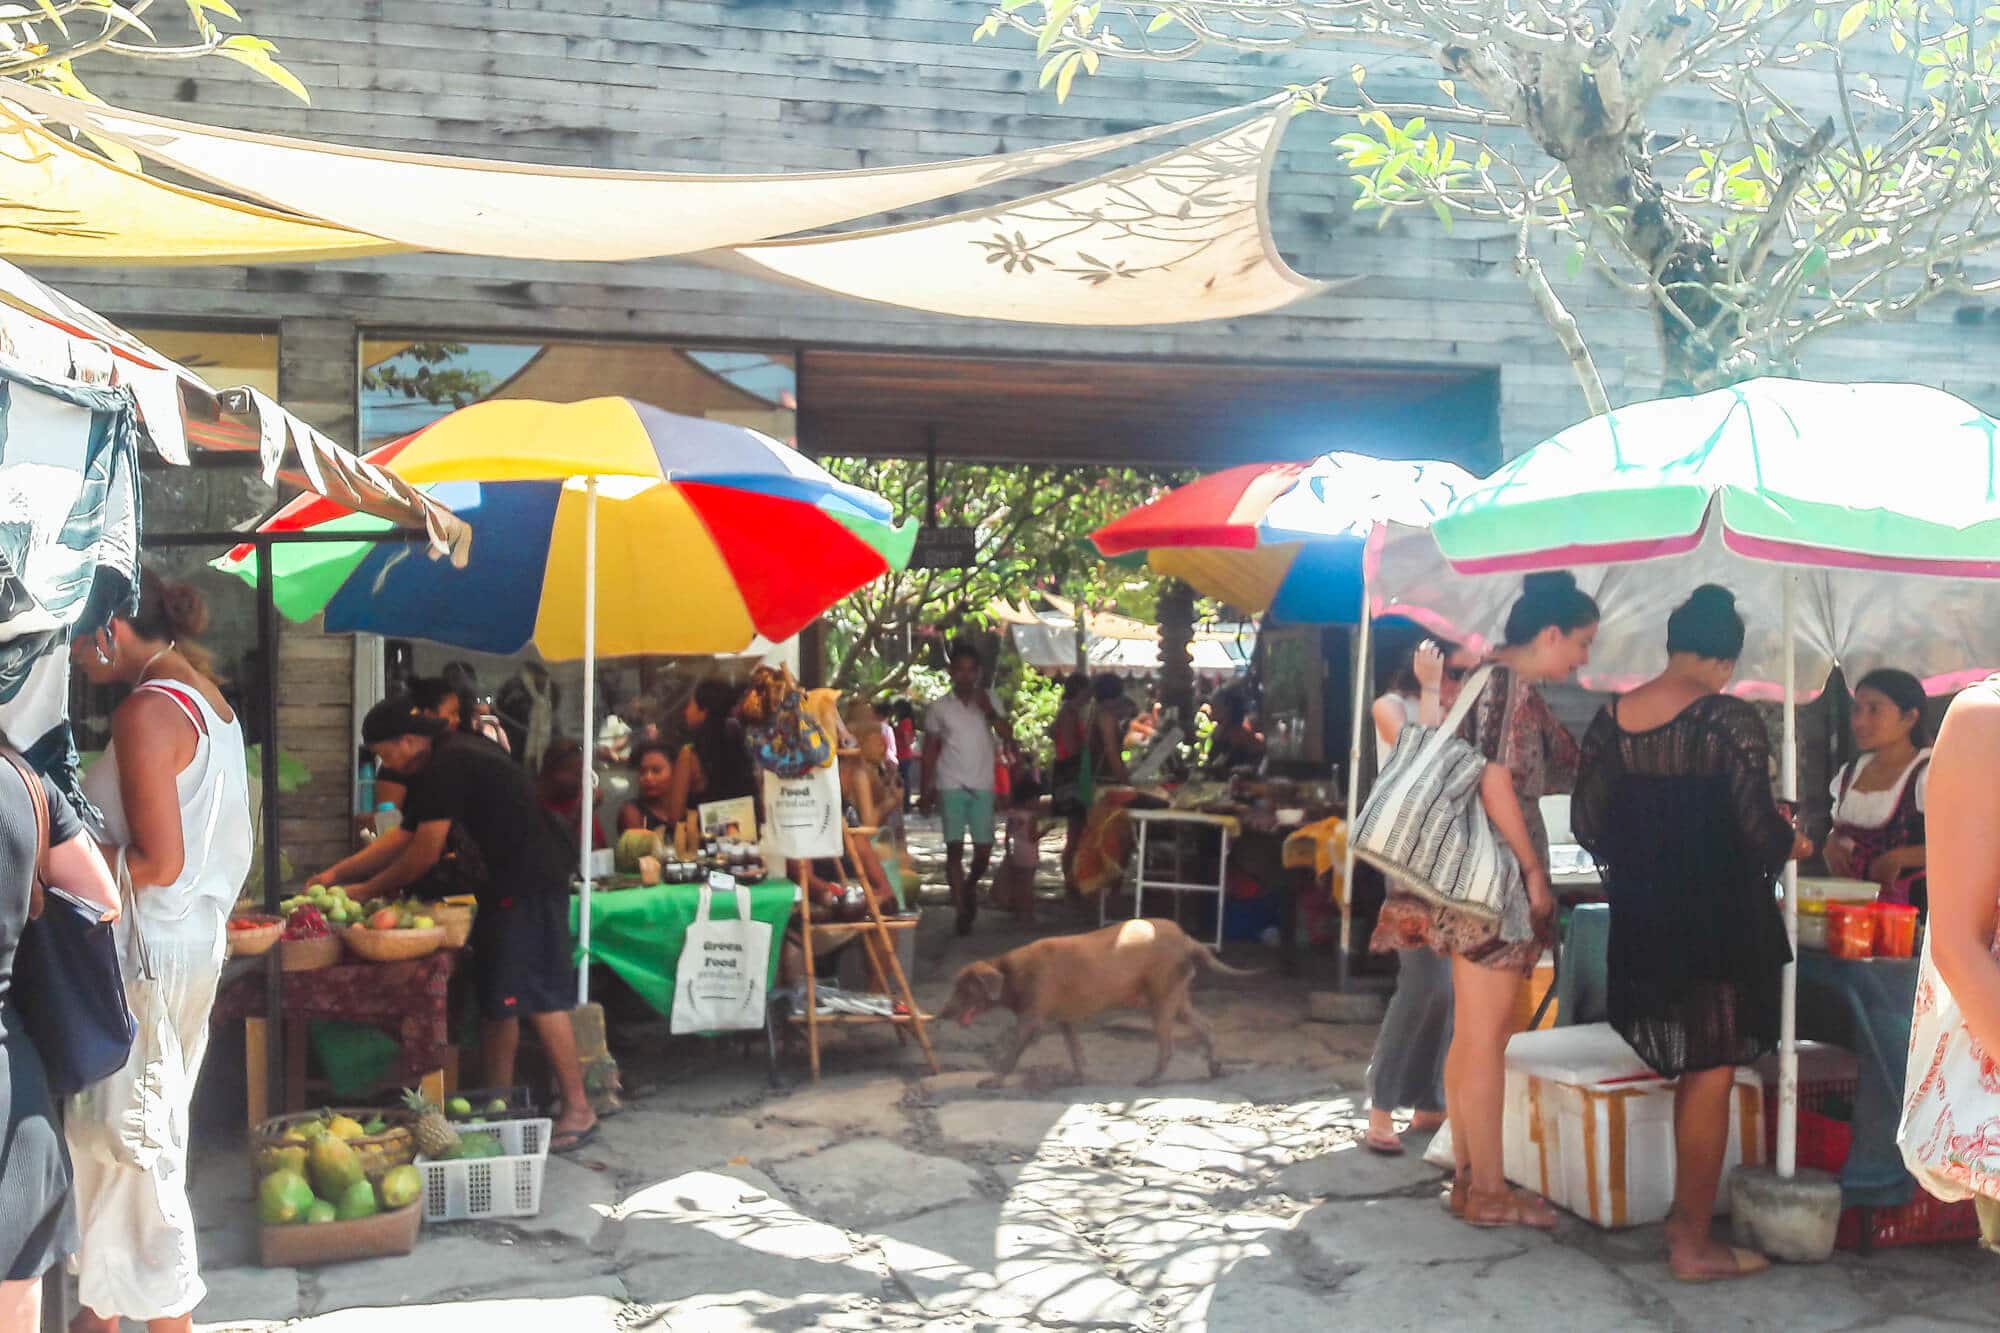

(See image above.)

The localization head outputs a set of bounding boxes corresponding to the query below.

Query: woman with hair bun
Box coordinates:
[67,567,252,1332]
[1373,570,1597,1230]
[1826,667,1931,905]
[1572,583,1810,1282]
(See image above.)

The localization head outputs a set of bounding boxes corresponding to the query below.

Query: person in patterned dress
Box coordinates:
[1372,571,1595,1230]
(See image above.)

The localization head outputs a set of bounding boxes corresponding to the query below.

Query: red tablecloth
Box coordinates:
[213,949,460,1086]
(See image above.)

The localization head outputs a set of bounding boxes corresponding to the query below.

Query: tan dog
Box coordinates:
[938,919,1252,1089]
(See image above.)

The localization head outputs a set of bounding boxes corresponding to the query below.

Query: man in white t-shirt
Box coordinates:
[921,639,1012,934]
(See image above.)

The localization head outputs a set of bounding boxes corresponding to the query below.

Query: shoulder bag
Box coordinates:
[1349,666,1530,940]
[5,749,137,1099]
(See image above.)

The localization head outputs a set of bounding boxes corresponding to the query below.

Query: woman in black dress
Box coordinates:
[1572,585,1811,1282]
[0,757,120,1332]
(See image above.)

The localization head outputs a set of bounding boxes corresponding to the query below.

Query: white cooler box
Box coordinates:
[1504,1023,1766,1229]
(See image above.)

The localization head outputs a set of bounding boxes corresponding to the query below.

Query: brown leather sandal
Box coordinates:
[1462,1185,1559,1230]
[1670,1246,1771,1283]
[1441,1168,1469,1217]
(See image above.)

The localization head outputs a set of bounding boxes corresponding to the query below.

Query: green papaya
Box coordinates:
[257,1169,315,1226]
[335,1178,379,1221]
[379,1164,423,1210]
[305,1201,337,1225]
[307,1133,364,1202]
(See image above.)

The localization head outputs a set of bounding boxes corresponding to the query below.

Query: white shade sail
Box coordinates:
[4,79,1270,265]
[707,105,1335,326]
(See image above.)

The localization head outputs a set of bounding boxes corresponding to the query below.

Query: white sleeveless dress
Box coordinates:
[70,680,251,1319]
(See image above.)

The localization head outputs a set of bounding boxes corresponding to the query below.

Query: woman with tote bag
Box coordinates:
[66,571,252,1333]
[1370,572,1597,1230]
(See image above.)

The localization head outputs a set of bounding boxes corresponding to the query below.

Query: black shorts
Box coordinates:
[470,891,573,1021]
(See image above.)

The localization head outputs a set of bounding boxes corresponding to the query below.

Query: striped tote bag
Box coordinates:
[1351,666,1524,929]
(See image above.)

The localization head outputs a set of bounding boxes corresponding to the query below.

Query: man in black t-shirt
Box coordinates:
[314,697,597,1152]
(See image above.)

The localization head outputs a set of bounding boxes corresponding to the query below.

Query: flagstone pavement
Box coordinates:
[185,877,2000,1330]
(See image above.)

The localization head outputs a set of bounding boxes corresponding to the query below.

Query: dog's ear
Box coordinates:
[975,961,1005,1005]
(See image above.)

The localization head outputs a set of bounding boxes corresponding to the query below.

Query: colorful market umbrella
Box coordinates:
[1092,451,1478,980]
[1387,376,2000,1184]
[1091,454,1476,623]
[220,397,913,1004]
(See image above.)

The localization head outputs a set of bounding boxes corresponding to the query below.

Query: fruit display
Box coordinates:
[252,1108,414,1188]
[345,897,438,934]
[614,828,661,874]
[283,882,362,928]
[256,1140,412,1228]
[226,914,283,957]
[403,1089,463,1160]
[280,904,331,941]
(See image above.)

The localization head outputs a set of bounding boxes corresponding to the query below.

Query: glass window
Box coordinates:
[358,338,796,450]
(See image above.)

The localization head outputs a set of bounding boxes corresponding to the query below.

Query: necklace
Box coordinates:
[135,644,176,683]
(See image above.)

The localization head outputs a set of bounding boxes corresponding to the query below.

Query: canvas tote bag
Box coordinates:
[66,849,177,1169]
[1899,928,2000,1203]
[1350,666,1529,940]
[671,876,774,1035]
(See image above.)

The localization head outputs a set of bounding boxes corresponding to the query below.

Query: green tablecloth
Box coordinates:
[568,879,796,1020]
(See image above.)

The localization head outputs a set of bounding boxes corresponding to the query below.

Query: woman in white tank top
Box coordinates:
[66,569,251,1333]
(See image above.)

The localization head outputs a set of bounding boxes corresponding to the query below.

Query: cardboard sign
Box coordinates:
[698,796,758,842]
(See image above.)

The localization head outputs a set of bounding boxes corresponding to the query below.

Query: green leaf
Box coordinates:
[187,0,237,17]
[1055,49,1083,100]
[1565,245,1585,280]
[1039,50,1066,86]
[1147,10,1175,32]
[1350,62,1366,85]
[1837,0,1869,40]
[217,34,310,102]
[974,14,1002,40]
[1430,198,1453,231]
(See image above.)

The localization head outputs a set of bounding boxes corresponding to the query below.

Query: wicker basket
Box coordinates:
[342,924,444,963]
[279,934,341,972]
[250,1108,417,1189]
[259,1198,421,1267]
[426,903,474,949]
[227,917,283,958]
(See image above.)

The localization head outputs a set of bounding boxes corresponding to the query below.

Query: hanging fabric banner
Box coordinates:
[703,104,1338,326]
[3,80,1275,264]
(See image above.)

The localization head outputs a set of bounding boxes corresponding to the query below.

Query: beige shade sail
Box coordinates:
[5,79,1273,264]
[0,109,402,265]
[707,105,1336,326]
[0,258,468,561]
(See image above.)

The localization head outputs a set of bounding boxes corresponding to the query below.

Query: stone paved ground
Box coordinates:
[187,826,2000,1331]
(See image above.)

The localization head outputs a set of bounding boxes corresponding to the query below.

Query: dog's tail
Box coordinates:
[1189,944,1258,978]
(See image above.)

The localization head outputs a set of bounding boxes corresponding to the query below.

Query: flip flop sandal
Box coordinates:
[1671,1247,1771,1283]
[1362,1130,1406,1156]
[1463,1186,1558,1231]
[551,1125,601,1156]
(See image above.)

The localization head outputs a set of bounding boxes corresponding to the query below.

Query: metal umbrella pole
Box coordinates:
[577,476,598,1007]
[1778,570,1800,1177]
[1339,564,1373,992]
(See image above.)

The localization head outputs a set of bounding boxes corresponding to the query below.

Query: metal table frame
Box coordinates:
[1105,808,1235,951]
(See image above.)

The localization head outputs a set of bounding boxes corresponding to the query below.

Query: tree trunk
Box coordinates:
[1157,580,1195,728]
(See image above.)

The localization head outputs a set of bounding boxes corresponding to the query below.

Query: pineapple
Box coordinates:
[402,1088,462,1160]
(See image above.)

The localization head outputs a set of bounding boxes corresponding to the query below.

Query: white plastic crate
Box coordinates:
[415,1117,550,1223]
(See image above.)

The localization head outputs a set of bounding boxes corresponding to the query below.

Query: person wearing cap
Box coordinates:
[312,697,598,1153]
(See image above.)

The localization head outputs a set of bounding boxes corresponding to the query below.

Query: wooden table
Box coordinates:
[213,948,463,1119]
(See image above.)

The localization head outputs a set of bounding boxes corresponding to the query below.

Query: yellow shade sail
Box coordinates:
[0,109,402,264]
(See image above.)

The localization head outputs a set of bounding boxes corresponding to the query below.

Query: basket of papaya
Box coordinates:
[251,1107,425,1266]
[343,898,446,962]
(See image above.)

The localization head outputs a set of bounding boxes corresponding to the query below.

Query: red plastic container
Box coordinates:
[1829,903,1877,959]
[1876,903,1919,959]
[1835,1192,1982,1250]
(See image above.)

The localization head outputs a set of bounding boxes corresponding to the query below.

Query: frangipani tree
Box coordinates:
[979,0,2000,408]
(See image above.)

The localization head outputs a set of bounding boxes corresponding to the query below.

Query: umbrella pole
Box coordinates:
[1340,568,1372,992]
[1779,570,1799,1179]
[578,476,599,1009]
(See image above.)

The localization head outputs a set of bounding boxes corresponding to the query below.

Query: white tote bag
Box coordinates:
[1349,666,1531,943]
[671,876,774,1035]
[1899,930,2000,1203]
[762,763,844,860]
[68,852,176,1170]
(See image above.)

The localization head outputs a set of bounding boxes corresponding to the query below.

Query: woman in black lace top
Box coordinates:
[1573,585,1811,1282]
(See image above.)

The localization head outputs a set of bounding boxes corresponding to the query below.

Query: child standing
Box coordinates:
[993,776,1044,920]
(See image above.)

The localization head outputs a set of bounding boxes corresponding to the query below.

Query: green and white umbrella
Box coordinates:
[1374,376,2000,1181]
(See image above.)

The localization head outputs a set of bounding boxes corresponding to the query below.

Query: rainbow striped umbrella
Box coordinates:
[219,397,912,1006]
[218,397,913,654]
